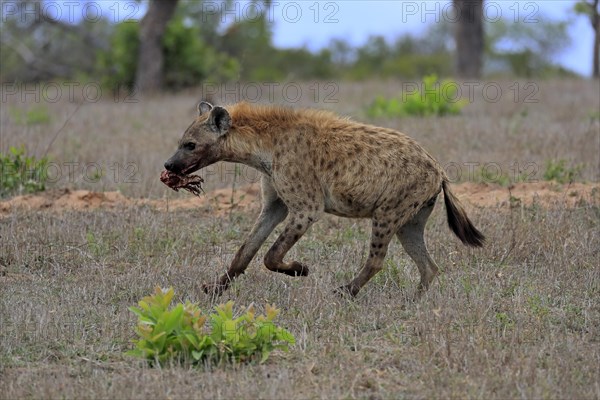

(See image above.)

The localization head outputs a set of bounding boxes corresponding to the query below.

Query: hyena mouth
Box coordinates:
[182,162,201,175]
[160,170,204,197]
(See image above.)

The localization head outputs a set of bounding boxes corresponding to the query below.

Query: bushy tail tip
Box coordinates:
[442,180,485,247]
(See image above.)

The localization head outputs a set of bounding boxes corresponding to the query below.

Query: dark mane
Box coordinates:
[227,102,347,136]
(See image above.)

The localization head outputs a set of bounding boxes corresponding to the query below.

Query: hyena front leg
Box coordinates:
[263,211,321,276]
[203,179,287,297]
[338,215,402,297]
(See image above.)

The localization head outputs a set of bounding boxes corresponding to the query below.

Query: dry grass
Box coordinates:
[1,79,598,197]
[1,79,599,399]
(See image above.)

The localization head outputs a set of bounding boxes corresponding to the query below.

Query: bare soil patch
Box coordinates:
[0,184,260,215]
[1,182,597,217]
[453,181,599,208]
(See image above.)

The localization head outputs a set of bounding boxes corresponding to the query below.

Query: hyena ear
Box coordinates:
[208,106,231,136]
[198,101,213,116]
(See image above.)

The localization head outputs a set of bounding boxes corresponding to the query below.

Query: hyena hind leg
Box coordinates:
[337,214,400,297]
[396,200,440,298]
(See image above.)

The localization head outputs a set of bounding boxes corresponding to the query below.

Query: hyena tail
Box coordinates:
[442,179,485,247]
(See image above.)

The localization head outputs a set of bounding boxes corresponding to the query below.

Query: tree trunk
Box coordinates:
[453,0,484,79]
[135,0,179,93]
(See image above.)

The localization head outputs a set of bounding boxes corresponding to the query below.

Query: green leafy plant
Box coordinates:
[366,74,468,118]
[127,287,295,366]
[543,159,582,184]
[0,145,49,197]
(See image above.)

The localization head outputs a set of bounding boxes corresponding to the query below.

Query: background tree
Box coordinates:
[0,0,110,82]
[575,0,600,78]
[453,0,484,78]
[135,0,179,93]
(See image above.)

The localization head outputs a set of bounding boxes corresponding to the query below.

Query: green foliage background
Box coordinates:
[0,0,577,88]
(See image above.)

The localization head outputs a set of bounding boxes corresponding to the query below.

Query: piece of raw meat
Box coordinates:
[160,170,204,197]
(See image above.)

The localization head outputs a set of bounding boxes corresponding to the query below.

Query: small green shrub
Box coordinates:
[9,105,51,126]
[366,74,467,118]
[472,166,529,186]
[0,146,49,197]
[543,159,582,184]
[127,287,295,366]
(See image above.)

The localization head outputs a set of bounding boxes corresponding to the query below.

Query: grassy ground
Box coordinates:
[1,79,599,399]
[1,79,598,197]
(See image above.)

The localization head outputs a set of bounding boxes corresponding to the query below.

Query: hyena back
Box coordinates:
[164,101,484,298]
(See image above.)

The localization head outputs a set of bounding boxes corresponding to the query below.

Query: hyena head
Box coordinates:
[164,101,231,174]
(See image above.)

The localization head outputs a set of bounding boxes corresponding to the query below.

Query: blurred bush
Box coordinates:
[366,74,467,118]
[0,0,578,88]
[0,146,49,198]
[97,18,240,91]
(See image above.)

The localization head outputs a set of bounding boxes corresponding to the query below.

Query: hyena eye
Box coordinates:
[183,142,196,151]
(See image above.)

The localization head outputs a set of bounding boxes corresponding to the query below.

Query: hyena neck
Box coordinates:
[222,133,274,176]
[220,102,301,175]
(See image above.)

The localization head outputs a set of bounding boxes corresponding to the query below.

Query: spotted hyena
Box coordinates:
[164,101,484,298]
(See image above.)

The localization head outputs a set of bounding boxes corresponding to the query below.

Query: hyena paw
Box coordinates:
[202,281,227,297]
[274,261,309,277]
[289,261,309,276]
[411,283,429,302]
[334,284,359,298]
